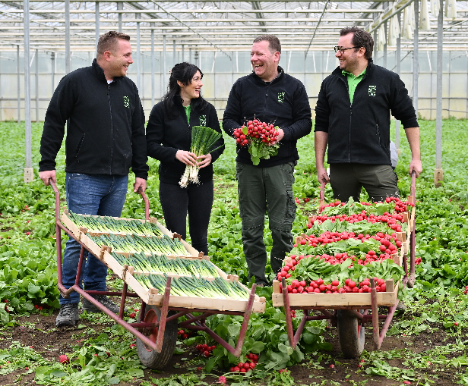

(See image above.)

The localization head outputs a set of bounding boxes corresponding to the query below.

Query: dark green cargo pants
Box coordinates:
[236,162,296,286]
[330,163,400,202]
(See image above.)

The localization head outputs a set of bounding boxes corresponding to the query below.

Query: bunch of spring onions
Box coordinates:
[134,273,249,300]
[90,234,190,256]
[179,126,223,188]
[112,252,219,277]
[68,211,162,236]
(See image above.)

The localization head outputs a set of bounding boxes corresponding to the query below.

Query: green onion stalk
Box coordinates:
[179,126,223,188]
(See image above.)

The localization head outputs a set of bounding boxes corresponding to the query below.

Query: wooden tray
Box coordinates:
[272,279,399,308]
[61,210,199,257]
[118,260,266,313]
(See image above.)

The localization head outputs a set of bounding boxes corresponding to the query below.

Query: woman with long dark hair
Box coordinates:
[146,62,224,255]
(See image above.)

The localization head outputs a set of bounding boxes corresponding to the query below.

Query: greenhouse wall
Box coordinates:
[1,50,467,121]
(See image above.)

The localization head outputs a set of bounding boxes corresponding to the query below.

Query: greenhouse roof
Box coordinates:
[1,0,468,54]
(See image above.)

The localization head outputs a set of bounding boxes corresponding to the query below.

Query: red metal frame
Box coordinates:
[279,173,417,352]
[50,180,256,357]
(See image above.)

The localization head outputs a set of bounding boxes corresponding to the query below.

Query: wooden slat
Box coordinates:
[272,282,399,308]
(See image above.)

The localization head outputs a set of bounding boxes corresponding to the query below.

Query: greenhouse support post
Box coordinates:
[95,2,100,48]
[24,0,33,183]
[117,2,123,32]
[395,11,401,151]
[65,0,70,74]
[383,18,388,69]
[17,45,20,124]
[151,25,155,106]
[163,35,167,94]
[434,0,443,186]
[173,40,176,66]
[35,48,39,122]
[136,13,141,92]
[51,52,55,93]
[413,0,419,116]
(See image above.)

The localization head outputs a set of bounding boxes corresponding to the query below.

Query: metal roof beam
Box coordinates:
[251,1,267,32]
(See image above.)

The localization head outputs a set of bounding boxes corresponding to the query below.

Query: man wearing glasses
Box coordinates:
[315,27,422,202]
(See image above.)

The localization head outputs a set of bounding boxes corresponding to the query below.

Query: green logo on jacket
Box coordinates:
[368,86,376,97]
[123,96,130,108]
[199,115,207,126]
[278,92,285,103]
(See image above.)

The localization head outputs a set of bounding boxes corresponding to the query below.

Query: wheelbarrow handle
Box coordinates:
[409,171,416,205]
[137,187,150,220]
[319,181,325,208]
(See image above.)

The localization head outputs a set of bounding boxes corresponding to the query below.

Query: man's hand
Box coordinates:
[39,170,56,186]
[197,154,212,169]
[176,150,197,166]
[316,166,330,184]
[134,177,147,193]
[275,128,284,143]
[409,159,423,178]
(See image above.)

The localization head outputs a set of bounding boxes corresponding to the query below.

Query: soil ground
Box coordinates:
[0,307,461,386]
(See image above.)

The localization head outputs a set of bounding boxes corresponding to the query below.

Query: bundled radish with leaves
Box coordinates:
[233,119,280,165]
[179,126,223,187]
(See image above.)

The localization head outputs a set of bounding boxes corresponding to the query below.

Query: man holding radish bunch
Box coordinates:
[223,35,312,286]
[315,27,422,202]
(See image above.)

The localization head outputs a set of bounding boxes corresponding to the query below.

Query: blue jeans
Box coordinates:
[60,173,128,305]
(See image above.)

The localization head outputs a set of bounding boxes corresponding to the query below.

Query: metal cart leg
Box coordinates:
[370,278,381,350]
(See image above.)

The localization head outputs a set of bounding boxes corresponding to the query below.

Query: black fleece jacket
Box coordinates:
[146,98,225,185]
[223,67,312,167]
[39,59,148,179]
[315,59,418,165]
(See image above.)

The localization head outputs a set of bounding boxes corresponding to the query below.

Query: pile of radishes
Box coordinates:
[229,353,259,373]
[195,343,216,357]
[279,277,387,294]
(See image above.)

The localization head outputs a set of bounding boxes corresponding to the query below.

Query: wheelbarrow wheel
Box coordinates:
[136,305,178,369]
[337,309,365,359]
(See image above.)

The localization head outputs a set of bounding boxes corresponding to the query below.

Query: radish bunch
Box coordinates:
[229,353,259,373]
[196,343,216,357]
[233,119,280,165]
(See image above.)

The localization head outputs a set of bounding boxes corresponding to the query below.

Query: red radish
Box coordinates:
[129,312,136,318]
[218,375,227,384]
[59,355,69,364]
[330,364,335,369]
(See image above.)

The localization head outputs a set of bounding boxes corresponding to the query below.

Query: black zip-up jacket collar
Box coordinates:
[146,97,225,185]
[315,59,418,165]
[223,66,312,167]
[40,59,148,179]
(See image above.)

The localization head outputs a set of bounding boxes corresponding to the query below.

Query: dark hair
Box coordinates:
[163,62,208,117]
[97,31,130,58]
[340,27,374,59]
[253,35,281,54]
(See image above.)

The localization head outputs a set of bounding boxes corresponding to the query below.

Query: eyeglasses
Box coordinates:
[333,46,360,54]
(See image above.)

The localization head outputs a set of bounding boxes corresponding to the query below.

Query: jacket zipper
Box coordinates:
[107,84,114,174]
[339,76,352,162]
[339,72,369,163]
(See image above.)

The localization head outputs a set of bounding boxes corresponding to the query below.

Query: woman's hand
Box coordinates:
[197,154,212,169]
[176,150,197,166]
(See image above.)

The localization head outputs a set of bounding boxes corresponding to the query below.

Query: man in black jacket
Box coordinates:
[315,27,422,202]
[223,35,312,286]
[39,31,148,327]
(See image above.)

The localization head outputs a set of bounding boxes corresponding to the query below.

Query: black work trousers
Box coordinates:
[159,180,214,256]
[236,162,296,286]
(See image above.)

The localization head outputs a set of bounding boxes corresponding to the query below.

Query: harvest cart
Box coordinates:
[272,173,417,358]
[49,181,266,369]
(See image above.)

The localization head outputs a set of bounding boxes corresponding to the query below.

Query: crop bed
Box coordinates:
[1,120,468,386]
